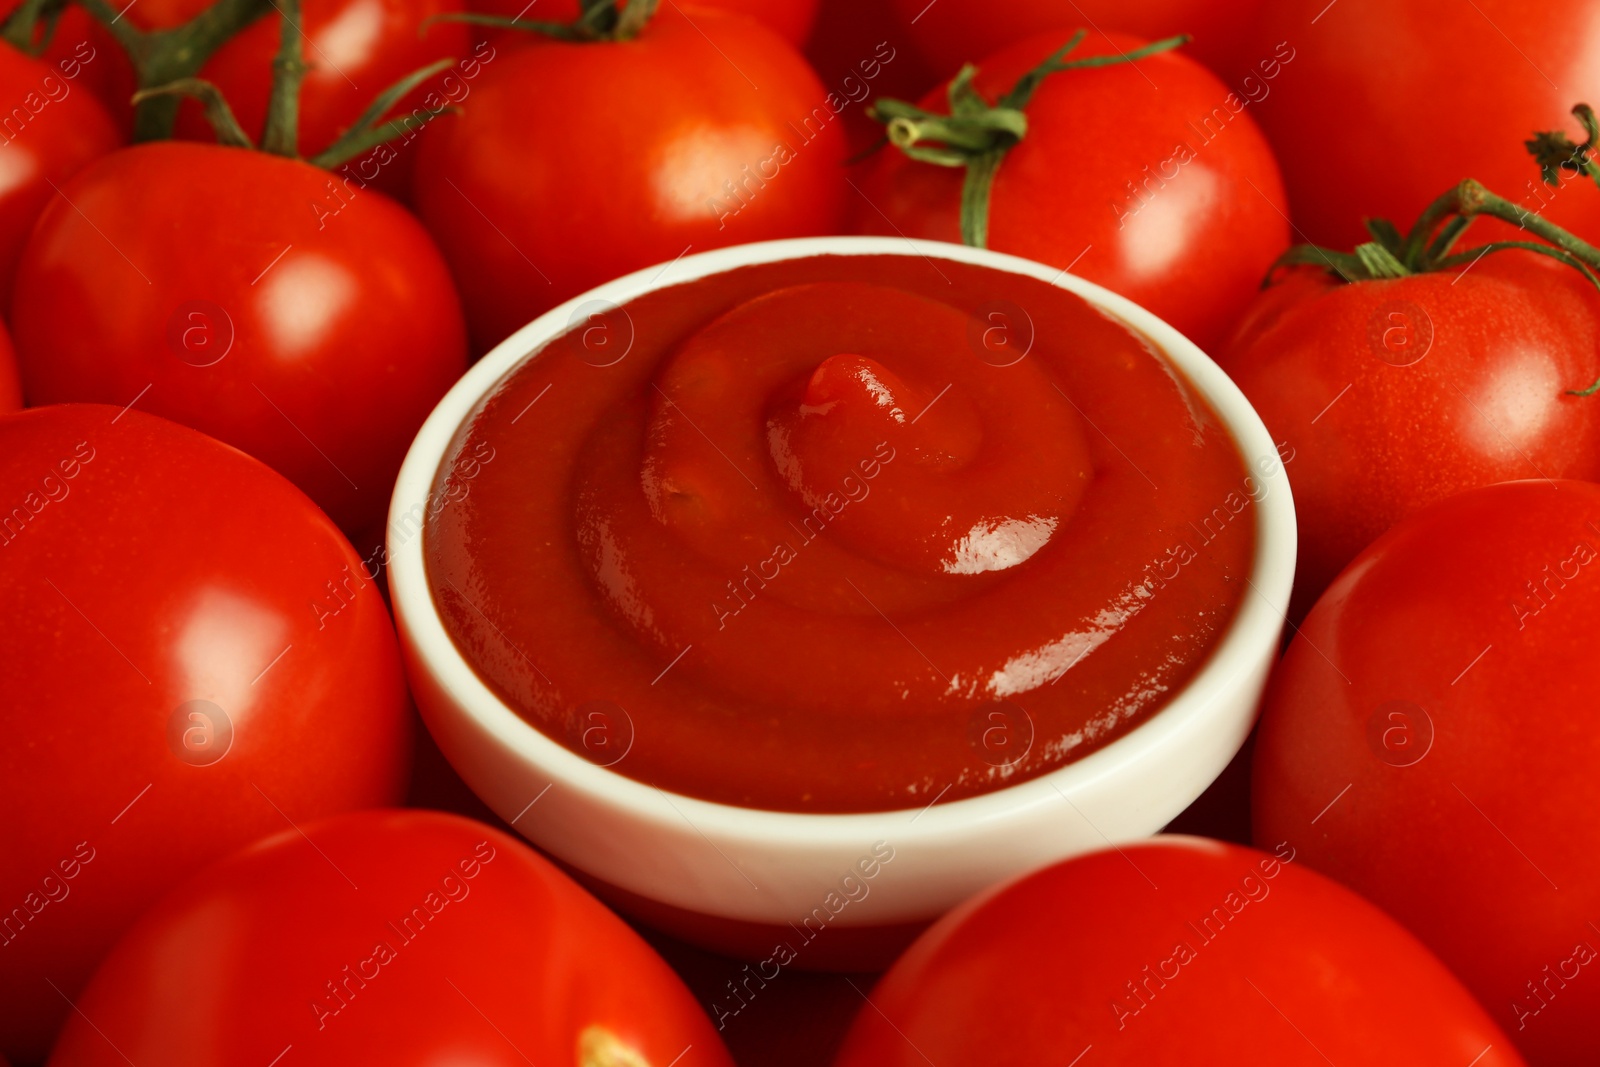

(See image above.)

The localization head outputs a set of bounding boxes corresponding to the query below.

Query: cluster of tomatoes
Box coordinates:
[2,0,1598,1063]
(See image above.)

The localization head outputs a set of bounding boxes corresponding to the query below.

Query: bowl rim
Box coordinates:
[387,235,1296,846]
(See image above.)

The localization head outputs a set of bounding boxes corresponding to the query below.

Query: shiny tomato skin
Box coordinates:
[10,141,468,536]
[1253,480,1600,1065]
[47,810,734,1067]
[412,5,848,351]
[851,30,1289,354]
[890,0,1269,83]
[469,0,820,46]
[1245,0,1600,248]
[0,43,119,306]
[1218,254,1600,618]
[0,405,411,1065]
[833,837,1524,1066]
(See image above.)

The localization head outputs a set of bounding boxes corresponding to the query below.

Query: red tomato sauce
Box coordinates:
[425,255,1256,812]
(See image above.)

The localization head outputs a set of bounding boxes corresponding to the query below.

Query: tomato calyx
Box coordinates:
[862,29,1188,247]
[441,0,662,43]
[1527,102,1600,192]
[126,0,454,168]
[1271,173,1600,395]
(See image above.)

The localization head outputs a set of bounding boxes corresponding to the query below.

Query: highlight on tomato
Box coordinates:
[412,0,849,351]
[850,28,1290,353]
[10,0,468,536]
[1253,480,1600,1067]
[0,405,412,1064]
[47,810,735,1067]
[833,837,1525,1066]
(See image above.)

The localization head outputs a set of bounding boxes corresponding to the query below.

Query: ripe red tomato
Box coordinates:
[1253,480,1600,1066]
[10,141,467,536]
[1245,0,1600,248]
[469,0,820,46]
[48,810,735,1067]
[889,0,1269,84]
[851,30,1289,354]
[0,41,118,305]
[834,837,1525,1066]
[1219,252,1600,617]
[412,5,848,351]
[0,404,412,1064]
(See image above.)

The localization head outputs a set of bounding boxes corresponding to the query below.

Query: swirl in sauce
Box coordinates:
[426,255,1255,812]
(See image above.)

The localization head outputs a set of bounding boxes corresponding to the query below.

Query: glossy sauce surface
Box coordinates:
[426,255,1255,811]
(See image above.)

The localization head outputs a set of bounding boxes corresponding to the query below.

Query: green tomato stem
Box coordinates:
[259,0,305,156]
[424,11,587,41]
[76,0,273,141]
[311,57,455,168]
[436,0,659,42]
[1455,178,1600,266]
[132,76,254,147]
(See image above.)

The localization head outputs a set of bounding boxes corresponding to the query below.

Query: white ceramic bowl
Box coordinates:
[388,236,1296,946]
